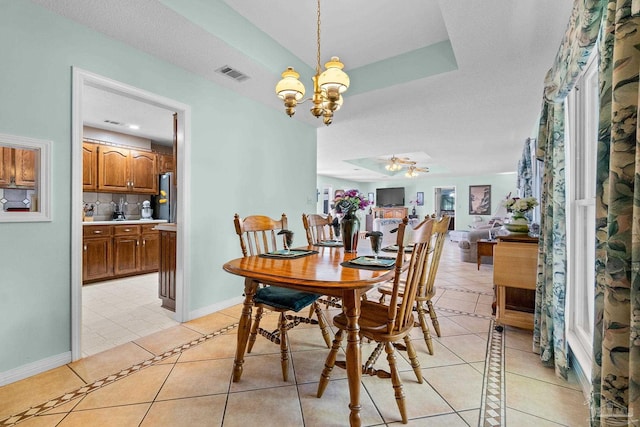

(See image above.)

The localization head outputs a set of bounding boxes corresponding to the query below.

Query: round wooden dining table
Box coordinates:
[223,245,397,427]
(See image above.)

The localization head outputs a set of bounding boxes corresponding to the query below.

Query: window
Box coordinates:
[565,53,598,378]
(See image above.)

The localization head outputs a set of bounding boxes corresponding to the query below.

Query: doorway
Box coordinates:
[434,186,456,230]
[71,68,191,361]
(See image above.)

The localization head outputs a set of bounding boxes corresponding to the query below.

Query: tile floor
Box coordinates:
[82,273,179,357]
[1,240,589,426]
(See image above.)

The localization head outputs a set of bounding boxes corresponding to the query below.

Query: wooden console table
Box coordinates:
[493,235,538,329]
[476,239,497,270]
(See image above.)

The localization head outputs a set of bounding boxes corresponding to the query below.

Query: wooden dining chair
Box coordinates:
[377,215,450,355]
[317,217,434,424]
[233,213,331,381]
[302,213,334,245]
[302,213,343,311]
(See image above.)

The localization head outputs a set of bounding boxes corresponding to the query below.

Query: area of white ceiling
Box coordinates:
[31,0,574,182]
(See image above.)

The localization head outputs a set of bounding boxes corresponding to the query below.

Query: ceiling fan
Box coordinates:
[405,163,429,178]
[385,155,413,171]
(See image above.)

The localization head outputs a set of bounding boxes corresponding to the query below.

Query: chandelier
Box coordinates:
[275,0,350,126]
[405,164,429,178]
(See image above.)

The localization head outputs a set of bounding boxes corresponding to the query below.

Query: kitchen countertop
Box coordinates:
[83,219,169,225]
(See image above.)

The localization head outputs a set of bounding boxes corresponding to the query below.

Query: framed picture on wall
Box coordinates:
[368,192,374,204]
[469,185,491,215]
[416,192,424,206]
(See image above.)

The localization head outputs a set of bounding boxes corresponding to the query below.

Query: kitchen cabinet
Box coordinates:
[140,224,160,272]
[97,145,158,194]
[113,225,141,276]
[82,142,98,191]
[157,223,176,312]
[82,222,161,284]
[0,147,36,189]
[158,154,174,174]
[83,225,113,282]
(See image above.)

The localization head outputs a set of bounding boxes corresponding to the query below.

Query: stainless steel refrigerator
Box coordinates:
[153,172,176,222]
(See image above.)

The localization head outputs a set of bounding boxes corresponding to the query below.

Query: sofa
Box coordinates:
[457,222,505,264]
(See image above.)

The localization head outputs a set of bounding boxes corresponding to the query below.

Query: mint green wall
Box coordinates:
[0,2,316,373]
[318,174,517,229]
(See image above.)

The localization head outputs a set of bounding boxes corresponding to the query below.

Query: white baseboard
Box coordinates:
[0,352,71,386]
[188,296,245,321]
[570,350,591,400]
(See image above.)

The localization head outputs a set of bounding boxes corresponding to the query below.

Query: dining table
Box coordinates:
[222,244,398,427]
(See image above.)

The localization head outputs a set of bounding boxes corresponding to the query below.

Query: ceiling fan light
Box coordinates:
[318,57,350,96]
[275,67,305,101]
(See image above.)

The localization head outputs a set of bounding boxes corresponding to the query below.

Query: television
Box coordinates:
[376,187,405,207]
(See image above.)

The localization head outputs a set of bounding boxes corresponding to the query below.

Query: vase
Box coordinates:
[504,214,529,233]
[341,214,360,253]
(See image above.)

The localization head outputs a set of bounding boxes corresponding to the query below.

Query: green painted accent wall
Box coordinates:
[317,173,517,230]
[0,1,316,373]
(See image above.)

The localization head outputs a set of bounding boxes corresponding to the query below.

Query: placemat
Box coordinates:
[341,256,396,271]
[314,240,343,247]
[382,244,414,253]
[259,249,318,259]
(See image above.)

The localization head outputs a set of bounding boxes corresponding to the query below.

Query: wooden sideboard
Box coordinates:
[493,235,538,329]
[156,223,176,312]
[372,207,408,219]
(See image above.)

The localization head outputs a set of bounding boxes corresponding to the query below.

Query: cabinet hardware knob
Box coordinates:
[124,228,131,232]
[83,245,87,251]
[94,230,102,234]
[142,239,146,246]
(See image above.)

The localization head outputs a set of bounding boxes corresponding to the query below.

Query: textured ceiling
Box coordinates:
[32,0,574,182]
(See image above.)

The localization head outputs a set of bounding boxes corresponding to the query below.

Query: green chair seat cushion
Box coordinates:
[254,286,320,312]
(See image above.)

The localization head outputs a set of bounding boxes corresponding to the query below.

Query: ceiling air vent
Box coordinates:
[216,65,250,82]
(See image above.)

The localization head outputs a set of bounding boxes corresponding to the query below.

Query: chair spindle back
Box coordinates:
[302,213,334,245]
[234,213,288,256]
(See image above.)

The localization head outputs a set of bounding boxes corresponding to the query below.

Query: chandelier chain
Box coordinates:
[316,0,321,73]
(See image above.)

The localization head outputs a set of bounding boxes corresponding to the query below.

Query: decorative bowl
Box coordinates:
[504,218,529,233]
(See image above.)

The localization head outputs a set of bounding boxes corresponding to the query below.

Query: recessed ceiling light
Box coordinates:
[128,124,140,130]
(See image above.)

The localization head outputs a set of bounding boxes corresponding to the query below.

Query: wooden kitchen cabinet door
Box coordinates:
[140,231,160,272]
[130,151,157,194]
[83,236,113,282]
[113,235,140,276]
[14,148,36,187]
[98,145,130,192]
[158,154,174,174]
[0,147,11,187]
[82,142,98,191]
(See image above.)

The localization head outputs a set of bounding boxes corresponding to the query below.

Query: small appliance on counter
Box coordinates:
[141,200,153,220]
[112,197,126,221]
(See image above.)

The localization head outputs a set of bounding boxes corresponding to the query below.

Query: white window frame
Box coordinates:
[565,52,598,380]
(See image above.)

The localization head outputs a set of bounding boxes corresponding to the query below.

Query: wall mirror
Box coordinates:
[0,133,51,222]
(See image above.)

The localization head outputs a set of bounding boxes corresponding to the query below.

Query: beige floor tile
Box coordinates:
[458,408,481,425]
[60,403,150,426]
[362,373,452,423]
[229,353,295,392]
[178,332,239,362]
[183,311,238,334]
[440,289,480,303]
[474,302,494,316]
[505,347,582,391]
[437,334,487,363]
[298,380,384,427]
[434,297,478,314]
[448,315,492,333]
[156,359,232,400]
[504,326,535,352]
[388,412,467,426]
[141,394,227,426]
[291,349,348,384]
[10,413,66,427]
[506,372,589,425]
[421,316,474,337]
[133,325,203,355]
[0,366,85,419]
[218,303,244,319]
[68,341,154,383]
[74,364,172,410]
[425,364,484,411]
[224,385,303,427]
[287,324,334,352]
[505,407,566,426]
[404,338,464,368]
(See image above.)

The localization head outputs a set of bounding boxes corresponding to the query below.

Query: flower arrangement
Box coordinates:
[335,189,370,216]
[503,196,538,217]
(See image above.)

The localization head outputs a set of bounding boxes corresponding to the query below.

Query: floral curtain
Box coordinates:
[591,1,640,424]
[517,138,533,198]
[534,0,604,379]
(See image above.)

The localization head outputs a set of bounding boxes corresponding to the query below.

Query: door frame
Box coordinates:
[71,68,192,361]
